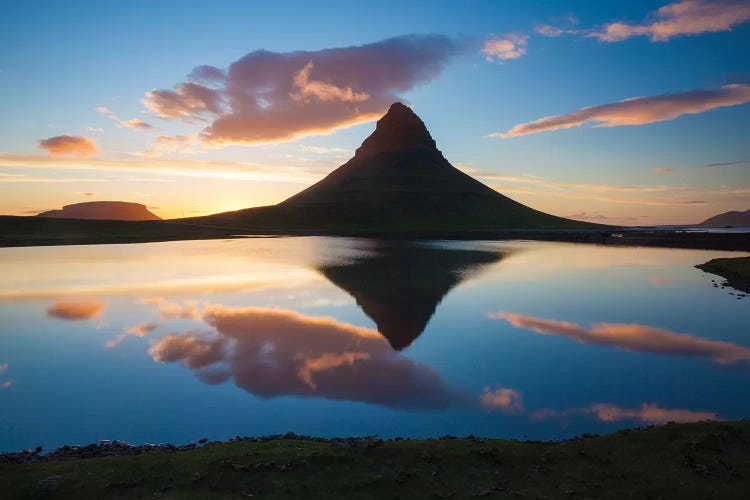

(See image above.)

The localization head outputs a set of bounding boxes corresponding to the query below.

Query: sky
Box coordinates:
[1,0,749,225]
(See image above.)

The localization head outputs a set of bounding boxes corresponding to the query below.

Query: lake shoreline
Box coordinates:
[2,421,748,498]
[696,256,750,293]
[1,216,749,250]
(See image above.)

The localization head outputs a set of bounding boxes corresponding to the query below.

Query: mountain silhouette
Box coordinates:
[38,201,161,221]
[186,103,594,230]
[699,209,750,227]
[318,242,502,350]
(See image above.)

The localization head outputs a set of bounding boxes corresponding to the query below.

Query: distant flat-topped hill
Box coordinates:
[37,201,161,221]
[184,103,598,230]
[699,209,750,227]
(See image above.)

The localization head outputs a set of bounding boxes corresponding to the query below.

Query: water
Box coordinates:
[0,237,748,452]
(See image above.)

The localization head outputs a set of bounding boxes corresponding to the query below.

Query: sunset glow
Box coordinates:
[1,0,748,225]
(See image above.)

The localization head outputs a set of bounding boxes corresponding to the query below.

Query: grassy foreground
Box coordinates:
[2,421,750,499]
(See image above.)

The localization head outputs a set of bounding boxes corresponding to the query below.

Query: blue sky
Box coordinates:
[1,0,749,224]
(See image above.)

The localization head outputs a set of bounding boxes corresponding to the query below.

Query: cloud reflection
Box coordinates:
[491,312,750,364]
[531,403,718,424]
[46,299,106,321]
[149,304,463,409]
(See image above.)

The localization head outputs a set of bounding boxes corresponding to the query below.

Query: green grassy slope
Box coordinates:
[2,421,749,499]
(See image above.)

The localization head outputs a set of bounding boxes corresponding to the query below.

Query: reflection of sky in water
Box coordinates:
[0,238,748,451]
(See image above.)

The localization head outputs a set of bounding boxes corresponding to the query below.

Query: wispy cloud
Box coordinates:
[491,311,750,364]
[703,159,750,167]
[654,167,679,173]
[493,84,750,138]
[95,106,154,131]
[142,35,464,147]
[470,170,739,208]
[589,0,750,42]
[482,34,528,62]
[38,135,99,158]
[0,153,327,183]
[0,173,109,183]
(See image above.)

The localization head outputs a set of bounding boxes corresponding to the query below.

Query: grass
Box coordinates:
[2,421,750,499]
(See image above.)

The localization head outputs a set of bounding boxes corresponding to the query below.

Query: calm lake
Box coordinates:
[0,237,748,452]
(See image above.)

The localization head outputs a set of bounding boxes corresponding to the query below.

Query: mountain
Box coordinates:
[37,201,161,221]
[186,103,597,230]
[699,209,750,227]
[319,242,502,350]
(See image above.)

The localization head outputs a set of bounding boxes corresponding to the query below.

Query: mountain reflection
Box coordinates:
[150,304,465,409]
[319,242,502,350]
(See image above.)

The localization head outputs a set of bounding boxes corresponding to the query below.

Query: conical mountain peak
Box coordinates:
[354,102,437,157]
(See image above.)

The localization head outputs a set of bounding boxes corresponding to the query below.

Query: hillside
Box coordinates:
[38,201,161,221]
[699,209,750,227]
[185,103,598,231]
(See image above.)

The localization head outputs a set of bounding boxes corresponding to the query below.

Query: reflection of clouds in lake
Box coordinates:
[149,304,463,409]
[1,381,11,389]
[491,311,750,364]
[138,297,202,320]
[0,363,9,389]
[0,363,7,375]
[106,321,161,348]
[46,299,106,321]
[531,403,718,424]
[480,386,524,413]
[481,383,718,424]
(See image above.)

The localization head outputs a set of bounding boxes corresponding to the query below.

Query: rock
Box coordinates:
[198,437,208,444]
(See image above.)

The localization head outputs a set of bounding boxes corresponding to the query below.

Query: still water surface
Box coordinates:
[0,237,748,451]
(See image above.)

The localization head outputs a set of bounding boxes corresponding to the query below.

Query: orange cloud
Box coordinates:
[480,386,525,413]
[291,62,370,103]
[494,84,750,138]
[46,299,106,321]
[589,0,750,42]
[482,34,528,62]
[149,304,461,409]
[142,35,462,146]
[121,118,154,130]
[38,135,99,157]
[126,321,160,337]
[531,403,718,424]
[491,311,750,364]
[654,167,679,173]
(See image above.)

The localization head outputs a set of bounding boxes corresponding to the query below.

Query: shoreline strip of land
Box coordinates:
[1,421,749,499]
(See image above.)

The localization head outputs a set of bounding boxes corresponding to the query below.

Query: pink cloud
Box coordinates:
[480,386,525,413]
[490,311,750,364]
[654,167,679,173]
[482,34,528,62]
[141,35,462,146]
[494,84,750,138]
[38,135,99,157]
[47,299,106,321]
[589,0,750,42]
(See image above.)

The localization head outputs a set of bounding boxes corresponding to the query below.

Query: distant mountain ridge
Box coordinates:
[37,201,161,221]
[699,209,750,227]
[184,103,598,230]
